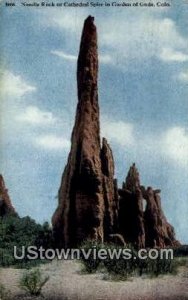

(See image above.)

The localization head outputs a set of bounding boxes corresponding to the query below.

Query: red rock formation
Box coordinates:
[101,138,119,240]
[119,165,179,248]
[52,16,117,247]
[119,164,145,249]
[124,163,140,192]
[52,16,179,249]
[0,175,17,217]
[143,187,180,248]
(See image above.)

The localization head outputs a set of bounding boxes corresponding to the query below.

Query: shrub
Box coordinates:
[20,268,49,296]
[174,245,188,257]
[80,241,180,280]
[175,257,188,267]
[80,240,102,273]
[146,257,174,277]
[80,241,137,278]
[102,243,138,280]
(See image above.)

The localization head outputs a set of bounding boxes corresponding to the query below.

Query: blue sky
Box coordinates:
[0,0,188,243]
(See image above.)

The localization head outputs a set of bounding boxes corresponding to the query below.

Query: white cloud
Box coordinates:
[1,70,36,97]
[99,17,188,64]
[51,11,84,32]
[39,4,188,67]
[51,50,77,61]
[39,9,85,34]
[131,126,188,167]
[101,116,134,146]
[35,135,70,150]
[137,126,188,167]
[178,70,188,82]
[99,15,188,68]
[16,106,57,126]
[160,48,188,62]
[100,118,188,167]
[99,54,112,64]
[162,127,188,165]
[51,50,112,64]
[40,10,188,66]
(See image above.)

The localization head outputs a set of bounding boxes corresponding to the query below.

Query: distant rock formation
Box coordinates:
[52,16,180,249]
[119,164,179,248]
[119,164,145,249]
[0,175,17,217]
[142,186,180,248]
[52,16,117,247]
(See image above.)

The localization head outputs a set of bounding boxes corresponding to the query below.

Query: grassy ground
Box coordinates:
[0,257,188,300]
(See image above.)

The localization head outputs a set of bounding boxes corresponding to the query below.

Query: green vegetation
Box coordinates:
[80,241,181,280]
[0,215,53,268]
[99,243,137,280]
[80,240,102,273]
[20,268,49,296]
[174,245,188,257]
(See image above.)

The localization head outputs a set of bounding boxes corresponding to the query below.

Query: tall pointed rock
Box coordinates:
[52,16,117,247]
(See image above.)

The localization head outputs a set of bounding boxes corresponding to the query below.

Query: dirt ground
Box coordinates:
[0,260,188,300]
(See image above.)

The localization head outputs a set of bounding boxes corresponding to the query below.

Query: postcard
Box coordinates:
[0,0,188,299]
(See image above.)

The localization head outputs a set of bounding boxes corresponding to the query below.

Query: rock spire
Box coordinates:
[52,16,117,247]
[52,16,180,249]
